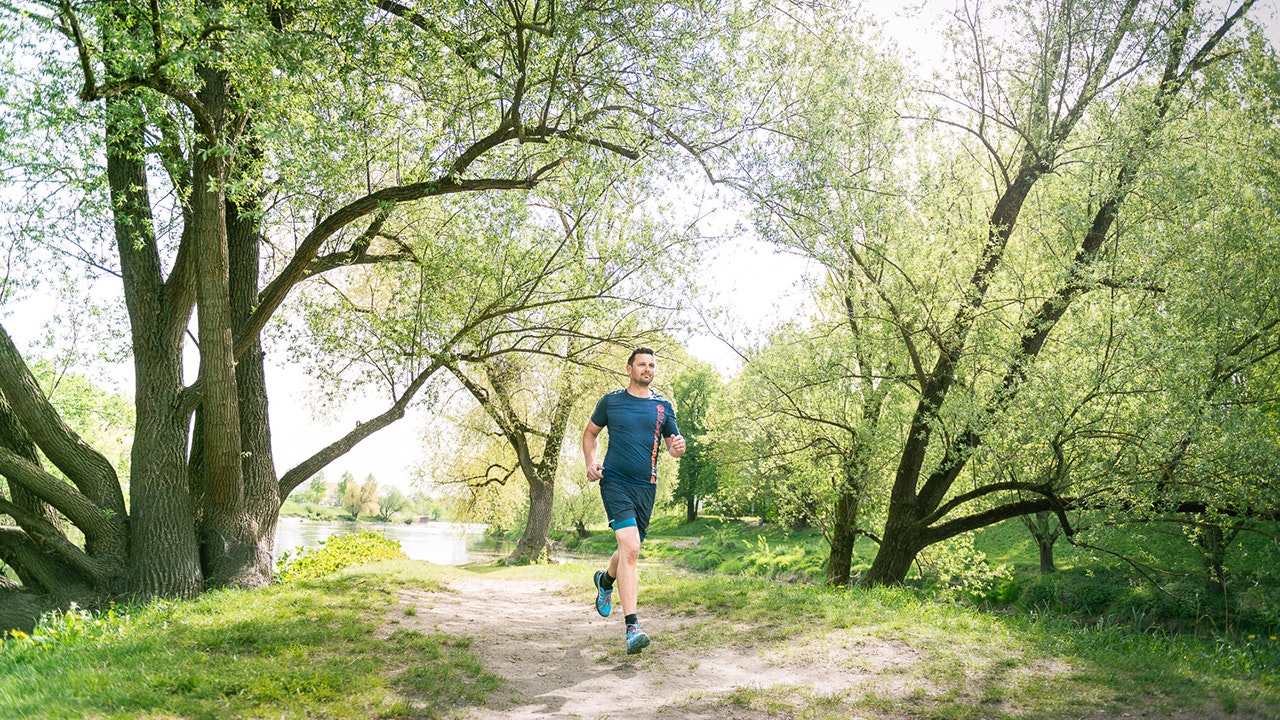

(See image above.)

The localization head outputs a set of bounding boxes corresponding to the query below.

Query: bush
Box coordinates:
[275,529,406,583]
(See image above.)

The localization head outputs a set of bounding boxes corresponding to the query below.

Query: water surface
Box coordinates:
[273,517,489,566]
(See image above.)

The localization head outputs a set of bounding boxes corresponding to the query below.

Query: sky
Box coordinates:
[3,0,1278,494]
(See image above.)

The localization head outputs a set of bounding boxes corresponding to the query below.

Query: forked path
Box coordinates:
[389,574,914,720]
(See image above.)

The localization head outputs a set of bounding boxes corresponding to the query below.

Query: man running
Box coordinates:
[582,347,685,654]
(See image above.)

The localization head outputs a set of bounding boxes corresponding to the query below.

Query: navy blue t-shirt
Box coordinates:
[590,389,680,486]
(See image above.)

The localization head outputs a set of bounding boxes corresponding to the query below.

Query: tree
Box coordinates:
[341,475,379,520]
[335,472,355,509]
[669,360,722,523]
[707,321,895,585]
[0,0,738,627]
[376,487,409,522]
[293,473,329,507]
[446,351,579,563]
[733,0,1271,586]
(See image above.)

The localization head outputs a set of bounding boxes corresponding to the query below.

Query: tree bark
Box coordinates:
[228,154,278,583]
[0,394,58,530]
[189,64,255,588]
[0,583,55,635]
[509,473,555,564]
[826,487,858,587]
[862,515,925,586]
[1024,511,1059,575]
[106,93,203,599]
[1038,538,1057,575]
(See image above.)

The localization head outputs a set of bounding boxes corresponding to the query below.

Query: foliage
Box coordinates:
[376,487,409,522]
[668,359,724,520]
[31,361,134,485]
[722,0,1279,588]
[274,529,405,584]
[913,533,1014,603]
[1,603,127,650]
[291,472,329,506]
[341,474,379,520]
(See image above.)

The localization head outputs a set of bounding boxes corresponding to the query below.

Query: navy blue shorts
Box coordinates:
[599,478,656,542]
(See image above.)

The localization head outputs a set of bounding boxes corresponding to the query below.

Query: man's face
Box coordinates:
[627,353,656,386]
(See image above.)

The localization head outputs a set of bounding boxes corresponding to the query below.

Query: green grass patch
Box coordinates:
[0,559,496,719]
[576,515,841,583]
[577,514,1280,638]
[643,572,1280,719]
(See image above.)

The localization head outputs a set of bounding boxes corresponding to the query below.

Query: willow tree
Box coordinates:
[734,0,1270,585]
[0,0,738,629]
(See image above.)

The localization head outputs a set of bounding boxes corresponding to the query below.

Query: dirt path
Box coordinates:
[383,573,1274,720]
[389,573,915,719]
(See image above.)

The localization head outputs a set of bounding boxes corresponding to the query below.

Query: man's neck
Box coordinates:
[626,383,650,398]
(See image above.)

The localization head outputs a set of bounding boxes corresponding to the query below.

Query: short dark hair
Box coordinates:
[627,346,655,366]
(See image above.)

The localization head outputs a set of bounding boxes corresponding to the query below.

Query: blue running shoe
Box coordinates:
[625,623,650,655]
[593,570,613,617]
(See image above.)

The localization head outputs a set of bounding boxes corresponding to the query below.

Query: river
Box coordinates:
[273,517,492,566]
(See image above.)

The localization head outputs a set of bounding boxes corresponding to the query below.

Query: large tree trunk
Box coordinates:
[190,65,256,588]
[508,474,555,564]
[107,92,203,599]
[862,514,925,586]
[826,487,858,587]
[229,153,280,582]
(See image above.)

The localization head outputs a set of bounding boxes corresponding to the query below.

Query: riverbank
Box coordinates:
[2,559,1276,719]
[274,516,492,565]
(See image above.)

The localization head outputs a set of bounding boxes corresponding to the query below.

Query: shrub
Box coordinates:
[275,529,406,583]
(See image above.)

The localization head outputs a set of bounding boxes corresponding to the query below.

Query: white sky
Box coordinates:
[3,0,1277,493]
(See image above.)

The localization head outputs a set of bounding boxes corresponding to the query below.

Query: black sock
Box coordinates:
[625,613,638,626]
[599,571,615,590]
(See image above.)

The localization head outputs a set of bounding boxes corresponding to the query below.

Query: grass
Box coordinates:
[0,559,497,720]
[639,570,1280,719]
[572,515,839,583]
[583,514,1280,638]
[5,516,1278,719]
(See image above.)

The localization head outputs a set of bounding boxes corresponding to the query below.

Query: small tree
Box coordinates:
[669,361,723,523]
[342,475,378,520]
[335,472,354,509]
[377,487,409,522]
[293,473,328,506]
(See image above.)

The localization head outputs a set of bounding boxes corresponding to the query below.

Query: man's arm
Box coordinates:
[583,421,605,482]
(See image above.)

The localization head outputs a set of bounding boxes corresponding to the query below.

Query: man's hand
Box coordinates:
[667,434,686,459]
[586,462,604,482]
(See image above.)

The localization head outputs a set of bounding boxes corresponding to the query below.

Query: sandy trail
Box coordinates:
[383,572,1273,720]
[389,573,912,720]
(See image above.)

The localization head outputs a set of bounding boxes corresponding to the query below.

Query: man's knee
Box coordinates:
[615,528,641,562]
[620,540,640,563]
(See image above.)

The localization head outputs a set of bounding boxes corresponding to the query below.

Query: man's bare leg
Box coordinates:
[609,526,642,617]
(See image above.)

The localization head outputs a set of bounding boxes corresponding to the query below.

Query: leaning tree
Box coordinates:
[731,0,1275,585]
[0,0,737,630]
